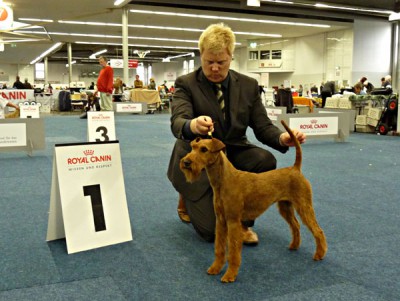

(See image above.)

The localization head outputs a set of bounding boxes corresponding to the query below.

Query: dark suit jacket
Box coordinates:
[167,67,288,201]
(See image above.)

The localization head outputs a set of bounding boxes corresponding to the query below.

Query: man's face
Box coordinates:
[201,48,232,83]
[98,58,107,67]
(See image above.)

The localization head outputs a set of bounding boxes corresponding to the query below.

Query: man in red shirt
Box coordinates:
[96,56,114,111]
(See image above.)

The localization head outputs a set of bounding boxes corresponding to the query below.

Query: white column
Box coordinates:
[122,8,129,86]
[68,43,72,85]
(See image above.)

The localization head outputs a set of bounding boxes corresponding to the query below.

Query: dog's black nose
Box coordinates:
[183,159,192,168]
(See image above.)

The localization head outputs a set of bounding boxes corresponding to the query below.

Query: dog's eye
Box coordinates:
[195,137,201,142]
[200,147,208,153]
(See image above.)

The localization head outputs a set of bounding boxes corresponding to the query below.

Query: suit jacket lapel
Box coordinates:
[227,70,240,136]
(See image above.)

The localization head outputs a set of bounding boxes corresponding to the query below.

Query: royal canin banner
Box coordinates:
[289,116,339,136]
[1,90,35,104]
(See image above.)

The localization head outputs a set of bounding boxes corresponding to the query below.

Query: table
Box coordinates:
[130,89,161,108]
[293,97,314,112]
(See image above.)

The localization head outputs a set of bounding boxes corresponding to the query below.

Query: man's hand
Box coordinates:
[279,129,306,147]
[190,116,214,135]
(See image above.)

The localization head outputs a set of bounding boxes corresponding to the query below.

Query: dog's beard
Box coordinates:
[179,161,202,183]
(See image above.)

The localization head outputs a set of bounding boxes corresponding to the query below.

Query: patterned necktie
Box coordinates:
[215,83,225,119]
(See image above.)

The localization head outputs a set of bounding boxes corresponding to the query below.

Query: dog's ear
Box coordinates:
[210,138,225,152]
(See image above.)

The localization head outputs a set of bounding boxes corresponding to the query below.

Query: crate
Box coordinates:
[367,117,379,127]
[70,94,81,101]
[356,115,367,125]
[325,97,338,108]
[367,108,382,120]
[338,98,353,109]
[356,124,375,133]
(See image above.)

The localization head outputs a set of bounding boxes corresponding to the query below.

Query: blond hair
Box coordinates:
[198,23,235,56]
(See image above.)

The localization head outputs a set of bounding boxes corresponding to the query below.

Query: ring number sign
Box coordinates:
[46,141,132,254]
[87,111,116,142]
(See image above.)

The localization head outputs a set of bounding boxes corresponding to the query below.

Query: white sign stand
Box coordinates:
[87,111,116,142]
[20,103,41,118]
[46,141,132,254]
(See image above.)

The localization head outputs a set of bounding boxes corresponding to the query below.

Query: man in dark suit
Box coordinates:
[167,23,306,244]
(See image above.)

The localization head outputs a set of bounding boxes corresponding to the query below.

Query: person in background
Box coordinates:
[1,83,7,89]
[95,56,114,111]
[113,77,124,94]
[88,82,95,90]
[167,23,306,244]
[298,84,303,97]
[134,75,143,88]
[47,83,53,94]
[148,78,156,90]
[0,97,20,119]
[359,77,374,94]
[353,82,367,95]
[23,79,33,89]
[382,75,392,89]
[320,81,336,108]
[12,76,25,89]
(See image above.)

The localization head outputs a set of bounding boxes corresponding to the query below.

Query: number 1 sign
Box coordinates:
[46,141,132,254]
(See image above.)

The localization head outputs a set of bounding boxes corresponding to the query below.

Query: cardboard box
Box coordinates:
[367,117,379,127]
[367,108,382,120]
[325,97,338,108]
[356,115,367,125]
[356,124,375,133]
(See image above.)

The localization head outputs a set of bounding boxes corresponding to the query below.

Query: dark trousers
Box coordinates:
[183,145,277,242]
[320,91,332,108]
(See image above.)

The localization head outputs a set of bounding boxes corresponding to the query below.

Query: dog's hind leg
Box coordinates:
[207,217,227,276]
[277,201,301,250]
[294,199,327,260]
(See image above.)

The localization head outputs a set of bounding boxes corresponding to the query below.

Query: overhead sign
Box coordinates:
[46,141,132,254]
[0,3,13,30]
[109,59,139,69]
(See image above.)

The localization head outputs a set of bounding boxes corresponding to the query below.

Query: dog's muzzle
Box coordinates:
[181,159,192,170]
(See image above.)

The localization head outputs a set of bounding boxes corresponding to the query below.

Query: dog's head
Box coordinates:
[180,137,225,183]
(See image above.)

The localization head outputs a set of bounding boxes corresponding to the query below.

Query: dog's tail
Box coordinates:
[280,120,302,170]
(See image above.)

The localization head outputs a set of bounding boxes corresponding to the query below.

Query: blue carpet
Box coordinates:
[0,113,399,300]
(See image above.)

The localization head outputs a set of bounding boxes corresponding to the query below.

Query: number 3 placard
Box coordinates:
[87,111,116,142]
[46,141,132,254]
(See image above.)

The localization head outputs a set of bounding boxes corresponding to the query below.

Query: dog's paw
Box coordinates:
[221,272,237,283]
[207,264,222,275]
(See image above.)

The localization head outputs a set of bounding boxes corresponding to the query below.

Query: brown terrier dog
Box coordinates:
[180,120,327,283]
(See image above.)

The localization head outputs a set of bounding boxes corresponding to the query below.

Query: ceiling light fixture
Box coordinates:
[18,18,54,23]
[314,3,393,15]
[162,52,195,62]
[133,50,150,58]
[89,49,107,59]
[57,20,279,37]
[76,41,198,51]
[247,0,260,7]
[66,60,76,67]
[30,42,63,64]
[129,9,330,28]
[114,0,130,6]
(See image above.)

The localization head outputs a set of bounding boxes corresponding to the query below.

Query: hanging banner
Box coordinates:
[0,3,13,30]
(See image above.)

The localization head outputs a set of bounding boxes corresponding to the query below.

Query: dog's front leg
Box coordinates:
[207,217,227,276]
[221,220,242,283]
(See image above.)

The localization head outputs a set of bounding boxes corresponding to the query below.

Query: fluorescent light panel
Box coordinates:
[30,42,62,64]
[129,9,330,28]
[56,20,279,37]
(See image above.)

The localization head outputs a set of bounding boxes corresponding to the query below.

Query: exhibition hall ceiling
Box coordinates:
[0,0,397,65]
